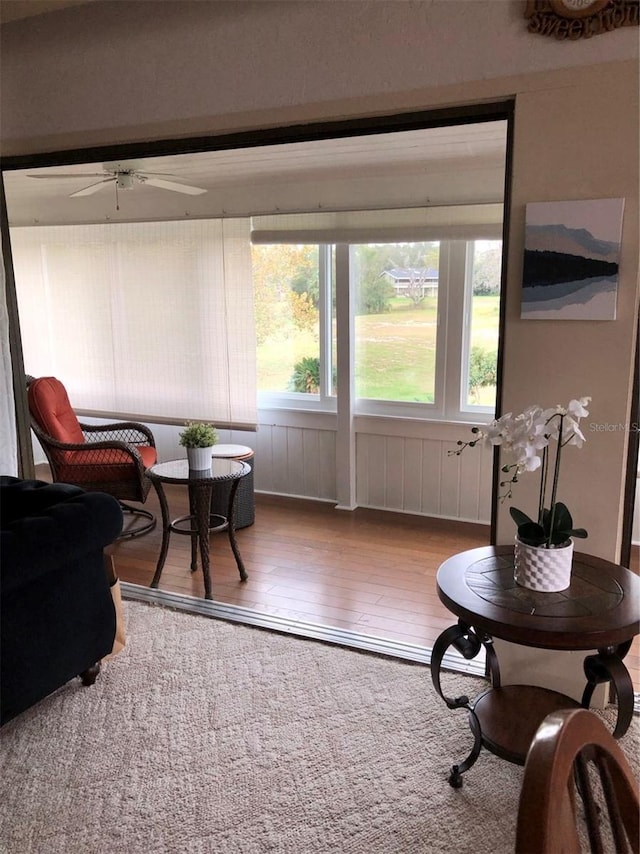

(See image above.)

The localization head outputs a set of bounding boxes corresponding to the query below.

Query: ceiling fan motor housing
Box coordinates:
[116,172,135,190]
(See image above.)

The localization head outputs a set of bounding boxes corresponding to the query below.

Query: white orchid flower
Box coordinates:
[453,395,590,548]
[563,420,586,447]
[478,418,507,448]
[516,445,543,471]
[567,397,591,419]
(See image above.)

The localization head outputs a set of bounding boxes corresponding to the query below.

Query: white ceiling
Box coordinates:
[3,120,508,226]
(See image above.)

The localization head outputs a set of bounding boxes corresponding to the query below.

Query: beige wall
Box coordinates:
[1,0,637,153]
[498,61,639,560]
[2,1,638,561]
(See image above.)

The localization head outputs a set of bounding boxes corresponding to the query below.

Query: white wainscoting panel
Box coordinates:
[253,418,491,522]
[48,414,491,523]
[355,427,492,523]
[253,422,337,501]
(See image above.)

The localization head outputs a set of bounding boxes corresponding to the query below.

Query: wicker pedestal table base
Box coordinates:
[210,444,255,529]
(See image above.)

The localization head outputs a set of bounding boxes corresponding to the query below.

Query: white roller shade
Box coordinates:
[11,218,257,430]
[251,204,503,244]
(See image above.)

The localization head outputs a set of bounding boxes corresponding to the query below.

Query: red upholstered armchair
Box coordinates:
[27,376,157,539]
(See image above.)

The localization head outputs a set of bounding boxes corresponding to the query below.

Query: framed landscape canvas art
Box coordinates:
[521,198,624,320]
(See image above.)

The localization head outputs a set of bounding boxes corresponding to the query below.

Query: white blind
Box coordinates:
[10,218,257,429]
[251,203,504,244]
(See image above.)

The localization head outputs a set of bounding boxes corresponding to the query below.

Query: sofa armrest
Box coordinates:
[1,484,123,595]
[0,477,86,525]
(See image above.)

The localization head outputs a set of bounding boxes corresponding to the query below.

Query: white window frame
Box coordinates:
[459,240,500,419]
[257,244,337,413]
[256,238,500,424]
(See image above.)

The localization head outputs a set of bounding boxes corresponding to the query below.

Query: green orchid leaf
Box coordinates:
[568,527,588,539]
[510,506,535,528]
[552,502,573,533]
[516,521,546,546]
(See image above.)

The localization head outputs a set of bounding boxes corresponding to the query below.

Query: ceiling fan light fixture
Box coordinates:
[116,172,135,191]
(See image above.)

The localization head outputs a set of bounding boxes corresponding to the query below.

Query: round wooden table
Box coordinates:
[431,545,640,787]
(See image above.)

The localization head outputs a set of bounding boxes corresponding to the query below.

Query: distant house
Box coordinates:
[383,267,439,298]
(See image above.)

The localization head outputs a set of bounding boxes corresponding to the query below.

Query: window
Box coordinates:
[462,240,502,413]
[352,241,440,406]
[252,243,336,409]
[251,204,503,421]
[352,239,501,420]
[253,239,501,421]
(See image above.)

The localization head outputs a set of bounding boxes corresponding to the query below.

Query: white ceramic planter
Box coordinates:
[513,535,574,592]
[186,446,214,471]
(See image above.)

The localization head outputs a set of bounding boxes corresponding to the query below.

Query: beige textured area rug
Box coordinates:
[1,601,637,854]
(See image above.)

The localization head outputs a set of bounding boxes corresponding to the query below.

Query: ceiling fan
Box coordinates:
[27,164,208,198]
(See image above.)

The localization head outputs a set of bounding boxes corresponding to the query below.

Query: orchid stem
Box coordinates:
[546,413,564,547]
[538,445,548,528]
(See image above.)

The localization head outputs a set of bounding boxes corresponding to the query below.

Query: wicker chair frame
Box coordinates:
[27,378,157,539]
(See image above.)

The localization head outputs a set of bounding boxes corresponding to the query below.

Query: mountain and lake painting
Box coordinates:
[522,198,624,320]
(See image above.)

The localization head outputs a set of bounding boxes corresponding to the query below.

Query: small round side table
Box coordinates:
[147,458,251,600]
[431,546,640,787]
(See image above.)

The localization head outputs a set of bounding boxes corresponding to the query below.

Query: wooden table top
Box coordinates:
[436,546,640,651]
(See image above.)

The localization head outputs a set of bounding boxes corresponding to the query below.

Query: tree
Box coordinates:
[252,244,319,344]
[288,290,316,333]
[468,346,497,401]
[289,249,319,307]
[353,245,395,314]
[395,243,439,306]
[473,244,502,295]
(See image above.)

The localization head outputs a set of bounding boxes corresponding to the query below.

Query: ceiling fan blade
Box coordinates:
[70,179,115,198]
[133,171,184,178]
[28,173,108,179]
[142,177,207,195]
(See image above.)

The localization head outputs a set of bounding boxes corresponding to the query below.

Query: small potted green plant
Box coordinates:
[178,421,218,470]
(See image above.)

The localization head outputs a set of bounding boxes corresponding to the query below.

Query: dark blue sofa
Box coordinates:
[0,476,123,725]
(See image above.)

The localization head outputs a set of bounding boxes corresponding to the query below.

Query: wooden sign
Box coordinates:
[524,0,639,38]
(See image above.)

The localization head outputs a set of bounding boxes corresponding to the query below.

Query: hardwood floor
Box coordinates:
[110,486,489,649]
[107,483,640,693]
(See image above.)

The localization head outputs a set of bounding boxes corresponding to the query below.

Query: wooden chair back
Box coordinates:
[516,708,639,854]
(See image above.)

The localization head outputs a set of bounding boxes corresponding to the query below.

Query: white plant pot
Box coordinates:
[514,535,574,592]
[186,446,214,471]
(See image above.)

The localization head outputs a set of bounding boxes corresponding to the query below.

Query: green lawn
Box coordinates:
[257,295,500,403]
[355,300,438,402]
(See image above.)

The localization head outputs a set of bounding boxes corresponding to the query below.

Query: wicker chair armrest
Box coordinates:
[35,433,144,464]
[79,422,156,447]
[82,439,144,463]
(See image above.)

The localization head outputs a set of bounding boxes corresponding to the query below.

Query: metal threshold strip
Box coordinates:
[120,582,487,678]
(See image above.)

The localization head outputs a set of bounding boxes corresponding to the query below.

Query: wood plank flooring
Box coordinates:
[107,483,640,692]
[110,487,488,648]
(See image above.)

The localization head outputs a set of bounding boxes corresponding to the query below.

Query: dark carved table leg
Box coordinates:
[581,643,634,739]
[431,621,496,787]
[150,480,171,589]
[80,662,101,686]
